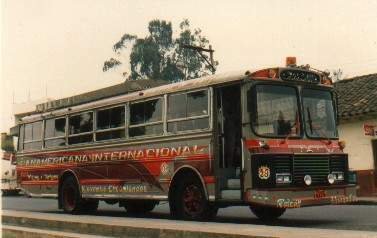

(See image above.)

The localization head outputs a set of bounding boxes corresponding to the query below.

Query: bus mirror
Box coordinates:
[1,133,15,152]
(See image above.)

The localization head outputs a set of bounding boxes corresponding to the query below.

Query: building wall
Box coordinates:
[338,117,377,196]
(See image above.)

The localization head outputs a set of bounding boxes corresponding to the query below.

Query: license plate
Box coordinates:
[314,189,326,199]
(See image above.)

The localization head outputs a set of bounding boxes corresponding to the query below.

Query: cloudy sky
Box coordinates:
[1,0,377,132]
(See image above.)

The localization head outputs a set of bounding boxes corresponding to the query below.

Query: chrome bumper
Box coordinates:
[246,185,357,208]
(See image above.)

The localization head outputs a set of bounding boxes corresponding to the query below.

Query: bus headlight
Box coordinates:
[276,173,291,184]
[328,174,335,184]
[304,175,312,186]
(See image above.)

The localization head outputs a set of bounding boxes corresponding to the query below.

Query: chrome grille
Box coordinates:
[330,156,347,173]
[273,156,291,174]
[293,156,330,185]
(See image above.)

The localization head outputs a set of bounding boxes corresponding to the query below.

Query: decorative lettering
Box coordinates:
[276,198,302,208]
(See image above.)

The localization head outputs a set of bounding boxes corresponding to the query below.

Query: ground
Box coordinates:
[2,196,377,232]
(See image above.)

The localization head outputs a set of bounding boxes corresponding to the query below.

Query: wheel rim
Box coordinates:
[63,185,75,210]
[182,184,204,217]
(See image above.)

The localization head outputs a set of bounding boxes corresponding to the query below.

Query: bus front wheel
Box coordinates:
[250,205,286,221]
[61,176,82,214]
[171,176,216,220]
[60,176,98,214]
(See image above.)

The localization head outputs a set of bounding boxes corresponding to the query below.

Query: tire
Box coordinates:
[171,176,215,220]
[124,200,157,214]
[60,176,84,214]
[250,205,286,221]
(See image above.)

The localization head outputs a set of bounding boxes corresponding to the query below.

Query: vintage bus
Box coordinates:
[11,58,357,220]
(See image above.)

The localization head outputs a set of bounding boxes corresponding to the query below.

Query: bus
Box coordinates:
[1,151,20,196]
[11,57,357,220]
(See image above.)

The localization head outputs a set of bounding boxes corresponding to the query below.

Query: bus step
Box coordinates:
[227,179,241,189]
[220,189,241,200]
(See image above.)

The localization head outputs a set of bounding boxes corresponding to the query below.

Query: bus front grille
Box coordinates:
[293,155,330,186]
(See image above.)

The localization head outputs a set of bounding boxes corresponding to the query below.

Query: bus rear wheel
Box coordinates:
[250,205,286,221]
[171,176,216,220]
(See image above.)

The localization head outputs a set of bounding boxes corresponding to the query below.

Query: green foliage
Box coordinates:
[103,19,217,82]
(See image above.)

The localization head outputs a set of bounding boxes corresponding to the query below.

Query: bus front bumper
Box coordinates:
[246,185,357,208]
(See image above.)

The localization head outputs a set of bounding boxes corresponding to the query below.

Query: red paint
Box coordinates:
[21,180,58,185]
[245,139,342,154]
[203,176,215,184]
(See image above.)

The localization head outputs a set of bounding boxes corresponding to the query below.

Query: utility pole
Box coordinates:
[181,44,216,74]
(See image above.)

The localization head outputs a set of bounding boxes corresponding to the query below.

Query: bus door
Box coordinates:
[215,84,242,199]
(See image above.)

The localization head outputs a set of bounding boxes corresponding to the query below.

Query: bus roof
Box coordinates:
[19,71,246,123]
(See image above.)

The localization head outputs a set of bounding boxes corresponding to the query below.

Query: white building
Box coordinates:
[335,74,377,196]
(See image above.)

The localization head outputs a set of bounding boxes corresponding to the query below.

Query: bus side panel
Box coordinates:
[16,135,214,200]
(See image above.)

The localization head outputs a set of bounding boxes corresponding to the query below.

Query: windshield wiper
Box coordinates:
[306,107,313,134]
[306,106,331,144]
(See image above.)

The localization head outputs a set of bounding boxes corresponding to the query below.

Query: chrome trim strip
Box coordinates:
[17,132,212,157]
[26,193,58,198]
[167,114,209,123]
[129,121,163,128]
[82,194,168,200]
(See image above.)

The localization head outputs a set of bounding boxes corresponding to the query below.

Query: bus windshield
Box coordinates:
[302,88,337,138]
[249,85,300,137]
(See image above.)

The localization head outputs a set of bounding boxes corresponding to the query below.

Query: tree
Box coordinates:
[103,19,217,82]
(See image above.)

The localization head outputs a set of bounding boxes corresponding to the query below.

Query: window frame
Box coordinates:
[249,83,302,139]
[301,87,338,139]
[23,120,43,151]
[94,104,126,142]
[128,96,164,138]
[166,88,210,134]
[17,87,214,152]
[43,116,67,148]
[67,110,94,145]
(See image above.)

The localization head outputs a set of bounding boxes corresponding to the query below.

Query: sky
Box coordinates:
[1,0,377,132]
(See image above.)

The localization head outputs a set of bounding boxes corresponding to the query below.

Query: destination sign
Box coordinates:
[280,69,320,84]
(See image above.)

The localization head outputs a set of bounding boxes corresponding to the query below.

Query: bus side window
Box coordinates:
[129,98,163,137]
[167,90,209,133]
[68,112,93,144]
[44,117,66,148]
[23,121,43,151]
[96,106,125,141]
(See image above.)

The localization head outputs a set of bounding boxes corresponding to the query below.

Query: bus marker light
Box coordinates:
[258,140,269,149]
[286,56,297,67]
[304,175,312,186]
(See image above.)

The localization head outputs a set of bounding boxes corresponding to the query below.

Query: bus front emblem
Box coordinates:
[258,166,270,180]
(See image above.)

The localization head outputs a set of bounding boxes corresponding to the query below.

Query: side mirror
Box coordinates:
[1,133,15,152]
